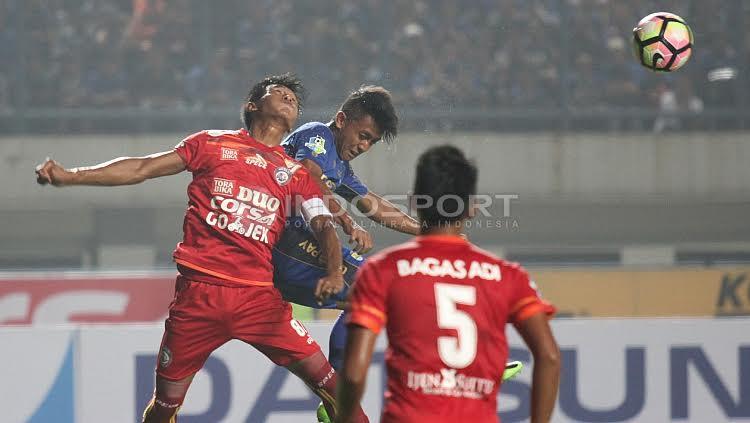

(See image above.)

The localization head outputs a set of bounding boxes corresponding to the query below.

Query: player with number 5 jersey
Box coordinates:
[336,146,561,423]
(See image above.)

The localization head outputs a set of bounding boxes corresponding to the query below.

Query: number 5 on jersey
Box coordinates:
[434,283,477,369]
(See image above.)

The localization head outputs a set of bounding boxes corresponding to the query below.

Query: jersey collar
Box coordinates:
[239,128,285,152]
[415,234,468,244]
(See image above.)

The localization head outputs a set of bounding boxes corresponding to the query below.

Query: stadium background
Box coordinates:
[0,0,748,422]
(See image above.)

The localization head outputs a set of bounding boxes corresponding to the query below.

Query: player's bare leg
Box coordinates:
[142,374,195,423]
[287,350,368,423]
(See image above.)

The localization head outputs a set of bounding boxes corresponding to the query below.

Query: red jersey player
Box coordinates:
[336,145,561,423]
[35,74,368,423]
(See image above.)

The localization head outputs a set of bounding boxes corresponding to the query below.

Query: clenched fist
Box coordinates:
[35,158,72,186]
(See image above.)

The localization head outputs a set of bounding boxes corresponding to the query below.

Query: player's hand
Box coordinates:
[347,223,373,254]
[314,272,344,304]
[35,158,71,186]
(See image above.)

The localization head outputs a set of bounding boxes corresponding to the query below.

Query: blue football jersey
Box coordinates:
[273,122,369,308]
[282,122,368,201]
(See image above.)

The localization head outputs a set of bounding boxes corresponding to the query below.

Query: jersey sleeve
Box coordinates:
[347,259,388,334]
[508,266,556,325]
[334,163,369,202]
[290,168,323,202]
[174,131,208,172]
[288,125,337,177]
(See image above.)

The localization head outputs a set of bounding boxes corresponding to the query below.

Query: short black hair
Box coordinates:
[413,145,478,228]
[339,85,398,143]
[242,73,305,130]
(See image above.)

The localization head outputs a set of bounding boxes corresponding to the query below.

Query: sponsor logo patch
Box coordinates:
[221,147,239,161]
[304,135,327,157]
[245,153,268,169]
[212,178,235,196]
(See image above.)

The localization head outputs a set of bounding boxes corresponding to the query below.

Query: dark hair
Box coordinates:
[413,145,477,228]
[339,85,398,143]
[242,73,305,130]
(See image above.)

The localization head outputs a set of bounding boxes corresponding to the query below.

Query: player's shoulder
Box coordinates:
[466,243,529,277]
[363,239,424,268]
[290,122,334,143]
[296,121,333,135]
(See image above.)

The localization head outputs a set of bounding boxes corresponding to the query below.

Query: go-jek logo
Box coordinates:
[206,182,280,243]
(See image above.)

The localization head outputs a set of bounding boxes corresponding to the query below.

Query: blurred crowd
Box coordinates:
[0,0,747,130]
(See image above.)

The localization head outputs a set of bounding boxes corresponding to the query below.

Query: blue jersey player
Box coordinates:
[273,86,418,366]
[273,86,524,422]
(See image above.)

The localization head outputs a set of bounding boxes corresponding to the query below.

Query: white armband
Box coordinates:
[301,197,332,223]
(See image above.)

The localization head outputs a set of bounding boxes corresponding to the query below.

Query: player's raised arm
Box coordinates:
[35,151,186,187]
[514,313,561,423]
[300,158,374,253]
[355,191,421,235]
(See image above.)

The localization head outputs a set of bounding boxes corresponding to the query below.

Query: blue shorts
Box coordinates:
[272,227,365,309]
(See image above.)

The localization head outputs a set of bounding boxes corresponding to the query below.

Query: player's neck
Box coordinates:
[420,221,465,237]
[247,121,288,147]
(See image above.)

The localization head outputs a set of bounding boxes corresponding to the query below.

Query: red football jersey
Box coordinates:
[173,129,323,286]
[348,235,555,423]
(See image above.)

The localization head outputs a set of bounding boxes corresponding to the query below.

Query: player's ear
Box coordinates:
[334,111,347,129]
[246,101,258,113]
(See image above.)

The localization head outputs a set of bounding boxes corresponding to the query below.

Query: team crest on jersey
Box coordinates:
[245,153,268,169]
[159,346,172,368]
[274,167,292,186]
[305,135,327,157]
[220,147,239,161]
[212,178,235,195]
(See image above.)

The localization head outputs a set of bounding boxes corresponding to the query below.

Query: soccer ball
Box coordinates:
[632,12,694,72]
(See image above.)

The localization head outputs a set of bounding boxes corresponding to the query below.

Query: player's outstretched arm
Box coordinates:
[335,324,377,423]
[35,151,186,187]
[356,191,421,235]
[308,214,345,303]
[514,313,561,423]
[300,158,373,253]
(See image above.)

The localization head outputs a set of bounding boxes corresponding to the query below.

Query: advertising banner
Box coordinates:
[533,267,750,317]
[1,319,748,422]
[0,272,175,325]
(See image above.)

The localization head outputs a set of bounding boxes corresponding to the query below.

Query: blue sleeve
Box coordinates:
[335,164,368,202]
[288,125,337,177]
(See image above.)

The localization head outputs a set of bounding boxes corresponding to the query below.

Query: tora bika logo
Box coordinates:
[221,147,239,161]
[212,178,235,196]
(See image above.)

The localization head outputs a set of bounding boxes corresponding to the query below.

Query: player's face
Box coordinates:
[253,84,300,130]
[334,112,383,161]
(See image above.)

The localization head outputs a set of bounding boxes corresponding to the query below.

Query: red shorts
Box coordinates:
[156,276,321,381]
